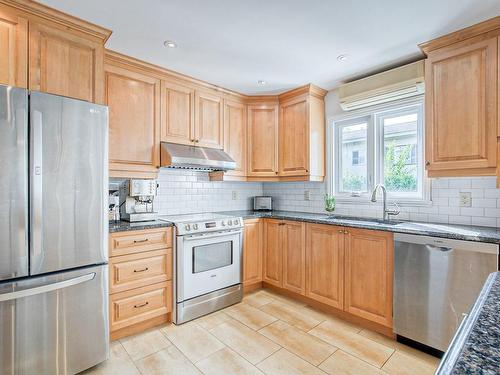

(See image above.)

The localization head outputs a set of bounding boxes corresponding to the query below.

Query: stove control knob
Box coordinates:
[221,220,226,226]
[234,219,239,225]
[184,224,191,231]
[228,219,233,226]
[193,224,198,230]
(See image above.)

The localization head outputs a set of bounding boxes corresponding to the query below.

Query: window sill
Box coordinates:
[334,196,433,207]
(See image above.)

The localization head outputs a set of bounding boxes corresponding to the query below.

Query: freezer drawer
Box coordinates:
[0,264,109,375]
[394,233,498,351]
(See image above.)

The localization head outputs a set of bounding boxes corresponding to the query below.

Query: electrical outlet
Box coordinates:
[232,191,238,200]
[304,190,310,201]
[459,192,472,207]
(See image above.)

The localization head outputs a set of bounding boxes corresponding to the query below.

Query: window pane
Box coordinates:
[383,112,419,193]
[339,122,368,192]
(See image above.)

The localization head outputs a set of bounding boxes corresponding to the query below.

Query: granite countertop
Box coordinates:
[109,219,173,233]
[219,210,500,244]
[436,272,500,375]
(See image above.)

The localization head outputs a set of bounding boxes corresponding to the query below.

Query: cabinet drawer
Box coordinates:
[110,281,172,332]
[110,249,172,294]
[109,228,172,257]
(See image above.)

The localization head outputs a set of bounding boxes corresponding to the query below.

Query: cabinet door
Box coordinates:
[194,90,223,149]
[425,37,497,175]
[0,5,27,88]
[282,221,305,295]
[29,20,104,103]
[305,224,344,309]
[279,96,309,176]
[243,219,262,286]
[344,228,393,327]
[224,99,247,176]
[263,219,282,287]
[247,104,279,176]
[161,80,195,146]
[105,63,160,176]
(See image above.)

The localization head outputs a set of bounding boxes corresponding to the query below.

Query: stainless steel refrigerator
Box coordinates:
[0,85,109,374]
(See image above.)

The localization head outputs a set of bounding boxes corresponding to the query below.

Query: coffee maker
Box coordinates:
[119,179,158,222]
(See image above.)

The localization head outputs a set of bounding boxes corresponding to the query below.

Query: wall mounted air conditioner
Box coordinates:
[339,60,425,111]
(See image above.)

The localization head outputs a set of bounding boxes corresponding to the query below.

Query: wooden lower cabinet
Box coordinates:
[282,221,306,295]
[109,227,173,339]
[305,223,344,309]
[344,228,393,327]
[243,219,263,288]
[263,219,283,287]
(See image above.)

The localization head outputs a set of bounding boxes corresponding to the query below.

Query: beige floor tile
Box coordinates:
[195,310,232,330]
[309,321,394,368]
[135,346,203,375]
[81,341,140,375]
[319,350,387,375]
[259,320,337,366]
[256,348,326,375]
[259,301,322,331]
[161,321,225,362]
[120,329,171,361]
[196,347,264,375]
[243,290,276,308]
[226,303,278,330]
[209,319,280,365]
[382,351,438,375]
[358,329,440,367]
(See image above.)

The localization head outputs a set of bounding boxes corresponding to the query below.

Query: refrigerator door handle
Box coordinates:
[31,110,43,259]
[0,272,96,302]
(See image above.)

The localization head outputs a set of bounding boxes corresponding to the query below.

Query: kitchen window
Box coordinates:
[332,99,426,202]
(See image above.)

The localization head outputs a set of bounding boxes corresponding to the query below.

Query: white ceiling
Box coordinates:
[40,0,500,94]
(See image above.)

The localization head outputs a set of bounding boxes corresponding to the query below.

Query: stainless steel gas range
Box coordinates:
[159,213,243,324]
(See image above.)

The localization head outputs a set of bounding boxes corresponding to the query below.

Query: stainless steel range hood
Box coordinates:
[160,142,236,171]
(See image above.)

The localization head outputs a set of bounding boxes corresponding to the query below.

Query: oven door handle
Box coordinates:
[182,230,242,241]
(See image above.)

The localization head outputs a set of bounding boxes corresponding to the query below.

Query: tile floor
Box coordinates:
[81,289,440,375]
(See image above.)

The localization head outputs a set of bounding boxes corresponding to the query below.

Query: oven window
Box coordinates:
[192,241,233,273]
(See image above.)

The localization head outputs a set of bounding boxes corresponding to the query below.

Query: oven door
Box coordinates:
[177,230,242,302]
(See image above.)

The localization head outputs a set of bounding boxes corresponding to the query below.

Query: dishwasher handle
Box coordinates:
[425,244,453,252]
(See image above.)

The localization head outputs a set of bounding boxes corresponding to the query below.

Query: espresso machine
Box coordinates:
[119,179,158,222]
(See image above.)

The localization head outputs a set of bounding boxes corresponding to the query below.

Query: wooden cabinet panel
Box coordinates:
[243,219,262,286]
[344,228,393,327]
[263,219,282,287]
[279,96,309,176]
[247,104,279,176]
[161,80,195,145]
[109,228,172,257]
[425,36,497,175]
[223,99,247,176]
[282,221,305,295]
[29,20,104,103]
[110,281,171,332]
[305,224,344,309]
[109,248,172,294]
[105,62,160,176]
[0,5,27,87]
[195,89,223,149]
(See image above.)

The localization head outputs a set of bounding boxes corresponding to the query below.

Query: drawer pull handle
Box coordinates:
[133,267,149,273]
[133,239,149,244]
[134,302,149,308]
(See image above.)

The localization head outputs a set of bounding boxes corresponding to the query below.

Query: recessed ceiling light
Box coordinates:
[337,54,348,62]
[258,80,267,85]
[164,40,178,48]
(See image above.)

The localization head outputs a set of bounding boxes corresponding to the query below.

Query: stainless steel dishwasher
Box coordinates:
[394,233,498,352]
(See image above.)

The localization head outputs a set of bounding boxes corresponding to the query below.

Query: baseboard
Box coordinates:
[110,314,170,341]
[243,281,263,294]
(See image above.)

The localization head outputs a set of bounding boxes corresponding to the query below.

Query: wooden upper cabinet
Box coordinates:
[223,98,247,177]
[282,221,305,295]
[194,89,223,149]
[247,103,279,176]
[29,20,105,103]
[424,36,497,176]
[0,5,27,88]
[344,228,393,327]
[305,224,344,309]
[263,219,282,287]
[105,58,160,177]
[161,80,195,146]
[243,219,262,286]
[279,95,309,176]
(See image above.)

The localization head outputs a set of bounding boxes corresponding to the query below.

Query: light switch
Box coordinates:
[459,192,472,207]
[304,190,310,201]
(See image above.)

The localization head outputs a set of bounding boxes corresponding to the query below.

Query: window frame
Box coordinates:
[329,96,430,205]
